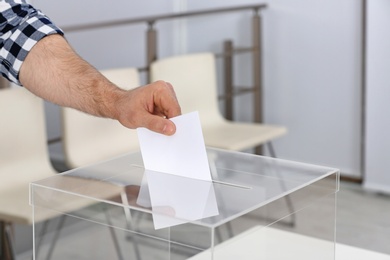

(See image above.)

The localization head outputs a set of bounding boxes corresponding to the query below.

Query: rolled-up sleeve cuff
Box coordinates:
[0,11,63,85]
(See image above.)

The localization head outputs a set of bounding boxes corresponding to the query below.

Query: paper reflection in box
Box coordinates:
[138,169,219,229]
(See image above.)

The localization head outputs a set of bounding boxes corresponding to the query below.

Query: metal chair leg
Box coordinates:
[266,142,277,158]
[0,222,5,259]
[34,219,50,259]
[121,191,141,260]
[266,142,296,227]
[1,221,16,260]
[45,215,67,260]
[36,205,131,260]
[32,216,67,260]
[103,205,124,260]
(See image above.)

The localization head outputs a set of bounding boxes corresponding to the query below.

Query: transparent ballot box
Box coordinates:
[30,148,339,260]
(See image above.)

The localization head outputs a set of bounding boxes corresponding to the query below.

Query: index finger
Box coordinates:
[155,81,181,119]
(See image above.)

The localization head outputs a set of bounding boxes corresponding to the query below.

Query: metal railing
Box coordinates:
[62,4,267,128]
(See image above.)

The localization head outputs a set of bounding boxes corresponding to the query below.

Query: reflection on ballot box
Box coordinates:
[138,169,219,229]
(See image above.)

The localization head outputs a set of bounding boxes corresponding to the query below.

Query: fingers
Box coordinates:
[163,82,181,118]
[153,81,181,119]
[115,80,181,136]
[141,114,177,136]
[140,80,181,135]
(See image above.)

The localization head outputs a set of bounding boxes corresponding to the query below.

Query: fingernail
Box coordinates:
[163,124,174,135]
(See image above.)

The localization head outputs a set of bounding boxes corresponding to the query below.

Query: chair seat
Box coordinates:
[203,121,287,151]
[0,162,57,225]
[31,174,125,224]
[0,164,125,225]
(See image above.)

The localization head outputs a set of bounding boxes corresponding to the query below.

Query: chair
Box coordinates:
[150,52,287,153]
[0,88,126,260]
[0,87,59,259]
[150,53,293,234]
[61,67,141,169]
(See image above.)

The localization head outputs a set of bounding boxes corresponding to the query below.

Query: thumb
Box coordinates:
[142,114,176,136]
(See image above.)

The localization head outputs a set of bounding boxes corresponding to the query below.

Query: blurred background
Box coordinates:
[32,0,389,184]
[7,0,390,258]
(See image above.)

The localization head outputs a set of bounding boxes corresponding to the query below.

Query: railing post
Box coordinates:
[360,0,367,181]
[224,40,234,121]
[146,21,157,83]
[252,9,263,124]
[252,8,263,154]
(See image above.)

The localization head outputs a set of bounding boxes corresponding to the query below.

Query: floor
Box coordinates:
[336,181,390,254]
[16,179,390,259]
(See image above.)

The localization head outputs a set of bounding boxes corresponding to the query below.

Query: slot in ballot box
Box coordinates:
[30,148,339,260]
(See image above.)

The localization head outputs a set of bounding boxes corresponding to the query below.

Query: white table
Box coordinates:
[189,226,390,260]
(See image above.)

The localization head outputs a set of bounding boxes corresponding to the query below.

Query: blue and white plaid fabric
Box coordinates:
[0,0,63,85]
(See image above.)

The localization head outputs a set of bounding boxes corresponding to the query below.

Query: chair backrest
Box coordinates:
[150,53,226,126]
[61,68,140,169]
[0,87,54,187]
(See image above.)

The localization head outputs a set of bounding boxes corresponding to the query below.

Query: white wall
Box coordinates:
[33,0,177,69]
[32,0,364,177]
[364,0,390,193]
[13,0,388,255]
[186,0,362,177]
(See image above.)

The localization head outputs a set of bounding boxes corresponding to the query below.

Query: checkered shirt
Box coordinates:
[0,0,63,85]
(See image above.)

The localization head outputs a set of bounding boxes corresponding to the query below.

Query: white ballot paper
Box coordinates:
[137,111,219,229]
[137,111,211,181]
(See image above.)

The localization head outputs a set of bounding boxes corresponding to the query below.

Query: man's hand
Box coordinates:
[115,80,181,135]
[20,34,181,136]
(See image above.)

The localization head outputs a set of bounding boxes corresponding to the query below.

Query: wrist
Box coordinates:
[98,82,126,120]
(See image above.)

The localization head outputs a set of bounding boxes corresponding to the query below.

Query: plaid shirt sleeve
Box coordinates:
[0,0,63,85]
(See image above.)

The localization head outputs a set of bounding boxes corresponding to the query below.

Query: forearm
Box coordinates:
[19,34,181,134]
[19,34,123,119]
